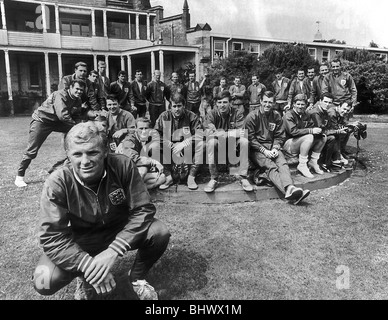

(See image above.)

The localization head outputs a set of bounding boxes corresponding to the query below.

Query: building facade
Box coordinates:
[1,0,387,115]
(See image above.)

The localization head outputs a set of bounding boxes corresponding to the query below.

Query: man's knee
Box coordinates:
[32,255,76,296]
[148,219,171,245]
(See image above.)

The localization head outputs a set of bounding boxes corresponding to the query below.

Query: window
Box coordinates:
[29,62,40,88]
[232,42,243,52]
[376,53,388,62]
[322,49,330,62]
[250,43,260,56]
[308,48,317,60]
[25,20,38,32]
[335,50,343,56]
[108,21,129,39]
[214,40,225,59]
[61,20,90,37]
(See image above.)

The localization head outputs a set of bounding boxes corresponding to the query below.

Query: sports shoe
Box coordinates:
[331,161,344,171]
[132,280,158,300]
[297,163,314,178]
[14,176,27,188]
[159,175,174,190]
[187,175,198,190]
[204,179,218,193]
[285,185,303,200]
[74,277,96,300]
[321,164,331,173]
[340,154,349,166]
[294,189,311,205]
[240,178,254,192]
[308,160,324,175]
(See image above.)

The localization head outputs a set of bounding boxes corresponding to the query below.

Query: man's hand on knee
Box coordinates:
[91,272,116,296]
[84,248,118,285]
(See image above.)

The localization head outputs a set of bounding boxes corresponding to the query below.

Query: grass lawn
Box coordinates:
[0,116,388,300]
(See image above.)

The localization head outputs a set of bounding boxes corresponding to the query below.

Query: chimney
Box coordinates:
[182,0,190,30]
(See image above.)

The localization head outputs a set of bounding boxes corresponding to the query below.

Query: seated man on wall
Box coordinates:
[283,94,327,178]
[32,121,170,300]
[306,93,346,171]
[105,95,136,153]
[326,102,356,166]
[245,91,310,205]
[120,117,166,190]
[154,93,204,191]
[203,91,254,193]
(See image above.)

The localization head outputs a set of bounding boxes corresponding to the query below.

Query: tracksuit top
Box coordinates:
[204,107,245,132]
[38,154,156,273]
[321,71,357,106]
[145,80,168,107]
[283,109,315,139]
[247,83,267,105]
[34,89,84,126]
[229,84,246,106]
[244,108,285,153]
[306,103,337,136]
[272,77,291,103]
[309,75,325,105]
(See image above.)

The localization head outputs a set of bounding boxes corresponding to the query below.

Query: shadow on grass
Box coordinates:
[96,247,208,300]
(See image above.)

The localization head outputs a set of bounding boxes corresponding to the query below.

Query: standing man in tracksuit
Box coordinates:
[145,70,170,128]
[271,69,291,117]
[321,58,357,117]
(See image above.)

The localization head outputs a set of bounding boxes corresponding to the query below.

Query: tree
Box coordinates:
[369,40,379,48]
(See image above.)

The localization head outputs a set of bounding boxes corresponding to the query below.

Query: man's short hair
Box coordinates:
[320,92,334,101]
[69,79,86,89]
[118,70,126,77]
[262,91,275,100]
[136,117,151,127]
[170,93,186,105]
[307,66,315,71]
[97,60,106,66]
[220,77,226,81]
[331,58,342,66]
[216,90,232,101]
[275,68,284,74]
[135,69,142,74]
[64,121,108,152]
[89,70,99,76]
[106,94,118,102]
[293,94,308,104]
[74,62,87,69]
[297,68,305,73]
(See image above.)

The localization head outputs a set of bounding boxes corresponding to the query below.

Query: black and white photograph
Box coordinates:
[0,0,387,305]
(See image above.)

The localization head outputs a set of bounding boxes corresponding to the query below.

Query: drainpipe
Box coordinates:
[225,34,232,58]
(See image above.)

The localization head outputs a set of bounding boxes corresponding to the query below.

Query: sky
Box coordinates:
[151,0,388,48]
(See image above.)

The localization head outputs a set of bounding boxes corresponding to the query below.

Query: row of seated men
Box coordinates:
[92,89,359,206]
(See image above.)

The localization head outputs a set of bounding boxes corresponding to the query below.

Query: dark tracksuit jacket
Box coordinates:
[39,154,156,273]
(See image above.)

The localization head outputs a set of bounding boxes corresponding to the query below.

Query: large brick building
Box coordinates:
[1,0,387,115]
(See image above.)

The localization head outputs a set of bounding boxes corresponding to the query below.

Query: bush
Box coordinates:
[342,60,388,114]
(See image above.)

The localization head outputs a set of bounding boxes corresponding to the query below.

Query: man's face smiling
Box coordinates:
[107,99,120,115]
[293,99,307,115]
[320,97,333,111]
[319,65,329,77]
[172,73,179,83]
[67,136,107,186]
[69,83,84,99]
[331,62,341,76]
[216,97,230,115]
[307,69,315,80]
[261,96,274,114]
[297,71,305,81]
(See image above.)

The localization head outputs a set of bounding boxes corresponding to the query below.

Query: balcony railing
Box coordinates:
[8,31,44,47]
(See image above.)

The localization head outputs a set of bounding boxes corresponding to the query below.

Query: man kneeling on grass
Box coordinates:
[244,91,310,205]
[32,121,170,300]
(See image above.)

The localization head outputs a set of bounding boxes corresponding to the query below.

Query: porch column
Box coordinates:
[195,51,200,82]
[105,55,109,78]
[128,14,132,39]
[57,52,63,81]
[150,51,155,76]
[41,3,47,33]
[103,10,107,37]
[120,56,125,72]
[159,50,164,82]
[93,54,98,70]
[136,14,140,40]
[55,4,60,33]
[127,55,132,81]
[146,14,150,41]
[4,49,13,115]
[1,0,7,30]
[91,9,96,36]
[44,51,50,96]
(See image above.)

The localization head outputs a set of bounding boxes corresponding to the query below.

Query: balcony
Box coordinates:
[8,31,44,47]
[61,35,92,50]
[108,38,151,51]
